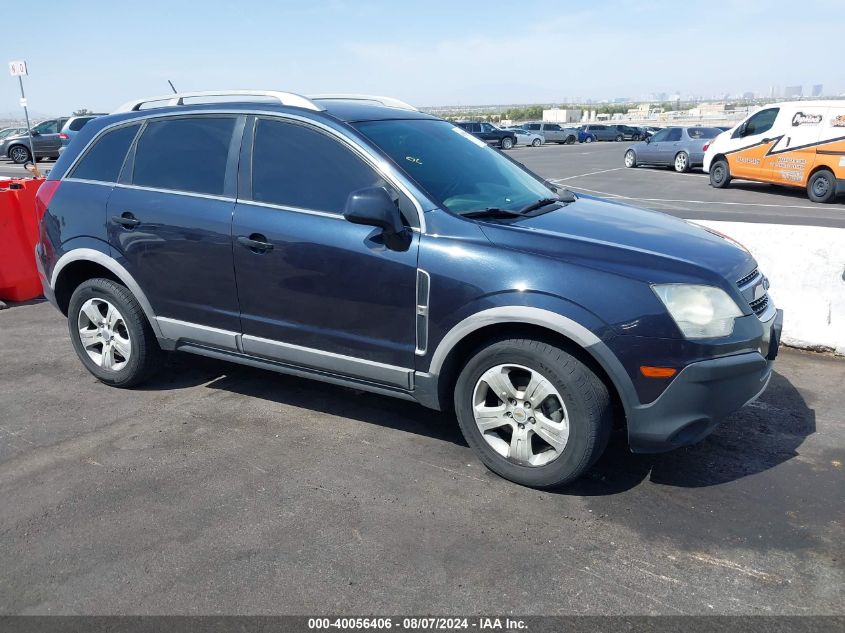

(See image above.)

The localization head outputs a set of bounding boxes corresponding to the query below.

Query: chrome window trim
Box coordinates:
[236,199,342,221]
[113,182,235,203]
[61,177,115,187]
[60,108,428,232]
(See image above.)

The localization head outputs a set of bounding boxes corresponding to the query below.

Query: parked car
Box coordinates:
[580,124,625,141]
[577,128,597,143]
[704,100,845,203]
[454,121,516,149]
[3,117,69,163]
[58,114,104,154]
[37,90,782,489]
[0,126,26,141]
[509,128,544,147]
[521,122,578,144]
[624,126,722,172]
[613,125,646,141]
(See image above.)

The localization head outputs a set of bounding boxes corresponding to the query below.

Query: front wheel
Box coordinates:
[624,150,637,168]
[632,134,640,141]
[501,137,514,150]
[615,134,624,142]
[584,136,593,143]
[709,158,731,188]
[454,338,612,488]
[566,135,577,144]
[9,145,31,164]
[531,138,541,147]
[67,278,164,387]
[807,169,837,203]
[674,151,690,173]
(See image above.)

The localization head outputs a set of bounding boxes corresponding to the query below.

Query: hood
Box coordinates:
[477,194,754,283]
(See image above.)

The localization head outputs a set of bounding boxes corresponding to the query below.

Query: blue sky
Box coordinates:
[2,0,842,116]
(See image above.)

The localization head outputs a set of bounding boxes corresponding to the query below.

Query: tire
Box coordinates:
[454,338,612,489]
[584,136,593,143]
[632,134,640,141]
[624,150,637,168]
[531,138,541,147]
[566,135,576,144]
[9,145,31,164]
[709,158,731,188]
[615,134,623,142]
[674,151,690,173]
[67,278,164,388]
[501,137,514,150]
[807,169,837,203]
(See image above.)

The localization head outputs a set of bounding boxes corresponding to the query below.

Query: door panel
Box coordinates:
[764,106,827,185]
[728,108,780,181]
[107,187,240,335]
[107,114,242,337]
[233,204,419,377]
[232,116,420,381]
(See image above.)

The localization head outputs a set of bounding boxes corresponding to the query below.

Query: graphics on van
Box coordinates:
[791,112,823,126]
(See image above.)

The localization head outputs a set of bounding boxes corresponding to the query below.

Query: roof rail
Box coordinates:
[112,90,324,114]
[308,94,418,112]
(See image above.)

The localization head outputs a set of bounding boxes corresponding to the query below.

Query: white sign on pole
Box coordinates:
[19,98,27,107]
[9,60,27,76]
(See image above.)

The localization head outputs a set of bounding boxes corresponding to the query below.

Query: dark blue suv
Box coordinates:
[34,90,783,488]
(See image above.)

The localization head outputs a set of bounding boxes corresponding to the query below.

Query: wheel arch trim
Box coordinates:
[422,306,638,418]
[50,248,162,337]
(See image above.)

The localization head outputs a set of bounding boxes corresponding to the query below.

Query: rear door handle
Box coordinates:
[237,234,274,253]
[111,212,141,228]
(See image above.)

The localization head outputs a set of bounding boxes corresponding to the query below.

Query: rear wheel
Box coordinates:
[501,137,513,150]
[454,338,612,488]
[9,145,31,164]
[674,151,690,173]
[807,169,837,203]
[709,158,731,188]
[624,150,637,168]
[566,135,577,144]
[67,278,164,387]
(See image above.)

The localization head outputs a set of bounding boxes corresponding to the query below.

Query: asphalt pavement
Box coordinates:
[511,141,845,228]
[0,300,843,614]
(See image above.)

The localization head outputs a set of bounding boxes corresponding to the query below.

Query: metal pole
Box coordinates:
[17,76,36,164]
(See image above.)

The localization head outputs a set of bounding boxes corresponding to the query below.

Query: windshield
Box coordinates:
[354,119,555,215]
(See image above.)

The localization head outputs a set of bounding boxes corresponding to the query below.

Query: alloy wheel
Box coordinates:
[472,364,569,467]
[10,146,29,163]
[77,298,131,371]
[675,153,688,171]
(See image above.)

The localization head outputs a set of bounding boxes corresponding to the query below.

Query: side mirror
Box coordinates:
[30,130,40,136]
[344,186,411,251]
[644,136,651,143]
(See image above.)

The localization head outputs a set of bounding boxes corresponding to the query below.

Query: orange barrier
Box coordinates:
[0,178,46,302]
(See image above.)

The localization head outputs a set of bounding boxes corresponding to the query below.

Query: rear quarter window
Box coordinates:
[68,124,140,183]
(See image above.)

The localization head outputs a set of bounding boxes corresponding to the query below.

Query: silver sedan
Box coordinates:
[510,128,545,147]
[623,126,721,172]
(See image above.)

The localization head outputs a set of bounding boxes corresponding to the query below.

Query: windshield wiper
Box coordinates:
[518,197,561,214]
[460,207,525,219]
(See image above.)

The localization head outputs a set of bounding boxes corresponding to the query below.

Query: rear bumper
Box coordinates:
[627,309,783,453]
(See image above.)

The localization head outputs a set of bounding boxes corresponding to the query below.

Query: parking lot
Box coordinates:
[1,139,843,615]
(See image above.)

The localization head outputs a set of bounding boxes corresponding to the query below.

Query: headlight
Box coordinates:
[652,284,743,338]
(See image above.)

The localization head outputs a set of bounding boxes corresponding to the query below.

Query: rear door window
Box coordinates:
[132,116,236,195]
[69,124,140,183]
[665,128,682,142]
[251,118,385,215]
[68,117,95,131]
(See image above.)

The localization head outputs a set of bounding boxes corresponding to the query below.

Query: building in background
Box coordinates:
[811,84,823,97]
[542,108,582,123]
[784,85,803,98]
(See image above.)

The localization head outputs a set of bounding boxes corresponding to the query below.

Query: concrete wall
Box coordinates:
[692,220,845,355]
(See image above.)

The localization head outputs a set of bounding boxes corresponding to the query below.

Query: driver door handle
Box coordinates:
[237,234,274,253]
[111,212,141,228]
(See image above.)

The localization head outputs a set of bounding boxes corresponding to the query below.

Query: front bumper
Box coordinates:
[627,309,783,453]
